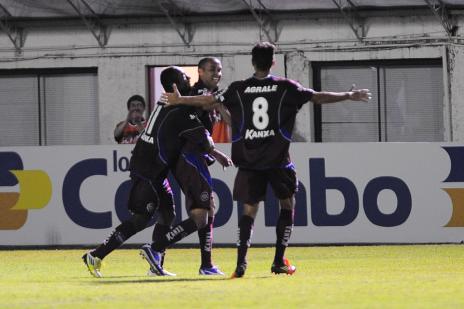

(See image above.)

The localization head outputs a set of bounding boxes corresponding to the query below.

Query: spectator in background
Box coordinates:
[114,95,147,144]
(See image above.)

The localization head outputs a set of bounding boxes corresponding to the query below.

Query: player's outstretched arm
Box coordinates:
[210,148,233,169]
[311,86,372,104]
[161,83,217,108]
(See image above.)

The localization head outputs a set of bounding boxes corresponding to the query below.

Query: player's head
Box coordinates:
[251,42,275,72]
[198,57,222,90]
[160,66,192,95]
[126,95,146,112]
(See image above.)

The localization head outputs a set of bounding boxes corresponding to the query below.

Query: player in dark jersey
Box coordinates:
[190,57,230,275]
[138,66,232,276]
[82,66,231,278]
[162,42,372,278]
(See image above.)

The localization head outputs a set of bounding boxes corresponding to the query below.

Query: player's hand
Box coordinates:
[211,149,233,170]
[348,84,372,102]
[160,83,181,105]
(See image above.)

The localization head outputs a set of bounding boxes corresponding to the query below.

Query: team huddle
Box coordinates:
[83,42,372,278]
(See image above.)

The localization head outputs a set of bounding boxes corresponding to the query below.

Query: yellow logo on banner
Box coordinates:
[0,152,52,230]
[442,147,464,227]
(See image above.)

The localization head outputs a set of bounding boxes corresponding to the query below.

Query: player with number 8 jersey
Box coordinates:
[214,74,313,170]
[162,42,371,278]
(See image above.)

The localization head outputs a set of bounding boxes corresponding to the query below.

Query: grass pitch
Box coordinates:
[1,245,464,308]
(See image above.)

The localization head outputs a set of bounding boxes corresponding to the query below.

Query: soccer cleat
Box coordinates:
[147,267,177,277]
[230,263,247,279]
[271,257,296,275]
[140,244,167,276]
[199,265,224,276]
[82,252,103,278]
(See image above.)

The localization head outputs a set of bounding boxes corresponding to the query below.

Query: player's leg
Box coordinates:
[141,154,212,274]
[142,207,209,275]
[268,166,298,275]
[145,178,176,276]
[232,202,259,278]
[198,197,224,275]
[83,177,156,277]
[231,169,267,278]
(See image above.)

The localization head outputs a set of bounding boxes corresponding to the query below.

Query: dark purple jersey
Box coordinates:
[190,79,219,135]
[130,104,212,181]
[215,75,314,169]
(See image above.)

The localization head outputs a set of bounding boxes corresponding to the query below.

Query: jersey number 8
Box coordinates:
[252,97,269,130]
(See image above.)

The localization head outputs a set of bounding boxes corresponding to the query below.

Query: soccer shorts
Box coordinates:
[127,176,175,221]
[173,152,212,211]
[233,165,298,204]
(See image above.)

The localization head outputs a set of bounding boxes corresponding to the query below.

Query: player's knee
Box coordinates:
[156,207,176,226]
[279,196,295,210]
[189,208,208,229]
[209,198,216,215]
[129,213,151,232]
[243,203,259,218]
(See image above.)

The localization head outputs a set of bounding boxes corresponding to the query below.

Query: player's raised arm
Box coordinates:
[311,86,372,104]
[161,83,217,108]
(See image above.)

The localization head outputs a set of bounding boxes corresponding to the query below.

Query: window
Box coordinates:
[0,69,98,146]
[313,60,444,142]
[147,66,198,112]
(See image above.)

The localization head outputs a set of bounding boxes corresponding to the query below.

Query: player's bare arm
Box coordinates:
[161,83,217,107]
[311,87,372,104]
[210,148,233,168]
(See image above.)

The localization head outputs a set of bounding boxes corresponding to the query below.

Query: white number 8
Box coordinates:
[252,97,269,130]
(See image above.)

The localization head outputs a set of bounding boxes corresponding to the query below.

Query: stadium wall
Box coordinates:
[0,14,463,143]
[1,143,464,246]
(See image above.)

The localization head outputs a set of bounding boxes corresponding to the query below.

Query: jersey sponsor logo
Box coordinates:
[214,87,228,103]
[244,85,278,93]
[244,128,276,140]
[0,152,52,230]
[141,134,154,144]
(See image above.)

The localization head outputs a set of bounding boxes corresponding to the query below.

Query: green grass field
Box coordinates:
[1,245,464,308]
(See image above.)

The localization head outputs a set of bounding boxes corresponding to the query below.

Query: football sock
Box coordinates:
[237,215,254,266]
[152,223,171,246]
[274,208,294,265]
[152,223,170,266]
[152,218,198,252]
[92,221,136,259]
[198,216,214,268]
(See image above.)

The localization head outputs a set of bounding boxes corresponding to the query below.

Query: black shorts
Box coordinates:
[127,176,175,220]
[233,165,298,204]
[173,152,212,211]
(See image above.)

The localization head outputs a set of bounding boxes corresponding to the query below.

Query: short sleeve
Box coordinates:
[177,109,213,153]
[286,80,314,107]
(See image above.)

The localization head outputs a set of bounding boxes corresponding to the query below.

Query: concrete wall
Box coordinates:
[0,12,463,143]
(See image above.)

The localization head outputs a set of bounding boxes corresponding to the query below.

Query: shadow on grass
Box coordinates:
[81,275,271,284]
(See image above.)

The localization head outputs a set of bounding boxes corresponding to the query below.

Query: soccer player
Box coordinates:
[161,42,372,278]
[191,57,230,275]
[137,66,232,276]
[82,66,231,278]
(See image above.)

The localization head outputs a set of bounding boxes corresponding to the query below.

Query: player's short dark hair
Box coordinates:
[251,42,275,71]
[198,57,220,69]
[126,94,146,110]
[160,66,181,92]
